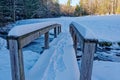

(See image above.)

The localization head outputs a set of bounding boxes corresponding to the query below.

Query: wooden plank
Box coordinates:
[44,31,49,49]
[9,40,25,80]
[19,24,61,48]
[19,31,40,48]
[80,42,96,80]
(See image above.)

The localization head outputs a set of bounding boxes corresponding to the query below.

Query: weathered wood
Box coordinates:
[54,27,57,38]
[9,40,25,80]
[69,23,98,80]
[58,26,61,34]
[58,26,60,34]
[59,25,62,32]
[44,32,49,49]
[57,27,59,35]
[15,24,61,49]
[74,35,77,55]
[8,23,61,80]
[19,31,40,48]
[80,42,96,80]
[60,26,61,33]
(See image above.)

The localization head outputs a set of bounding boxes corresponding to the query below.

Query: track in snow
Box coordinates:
[26,31,79,80]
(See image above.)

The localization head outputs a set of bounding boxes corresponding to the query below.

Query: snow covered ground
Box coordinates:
[0,15,120,80]
[74,15,120,42]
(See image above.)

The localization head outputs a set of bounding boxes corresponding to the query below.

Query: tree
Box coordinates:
[79,0,89,15]
[46,0,60,17]
[67,0,71,7]
[0,0,13,26]
[74,5,82,16]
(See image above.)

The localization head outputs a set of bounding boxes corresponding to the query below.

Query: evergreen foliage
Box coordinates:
[0,0,120,26]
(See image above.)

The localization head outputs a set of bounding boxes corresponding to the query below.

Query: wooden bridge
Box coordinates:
[7,21,98,80]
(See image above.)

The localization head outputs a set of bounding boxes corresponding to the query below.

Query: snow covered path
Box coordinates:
[26,32,80,80]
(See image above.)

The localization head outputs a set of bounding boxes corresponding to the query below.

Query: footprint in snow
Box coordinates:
[55,55,66,72]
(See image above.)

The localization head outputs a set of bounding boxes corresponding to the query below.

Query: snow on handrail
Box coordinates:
[71,22,97,40]
[8,21,60,37]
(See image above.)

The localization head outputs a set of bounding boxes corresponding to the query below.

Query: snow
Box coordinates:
[71,22,97,39]
[1,15,120,80]
[92,61,120,80]
[26,32,79,80]
[74,15,120,42]
[8,21,60,37]
[0,37,6,49]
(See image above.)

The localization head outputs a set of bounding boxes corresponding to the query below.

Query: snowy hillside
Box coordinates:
[0,15,120,80]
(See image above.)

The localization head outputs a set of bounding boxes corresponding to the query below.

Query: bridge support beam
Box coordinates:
[44,31,49,49]
[80,41,96,80]
[8,39,25,80]
[54,27,57,38]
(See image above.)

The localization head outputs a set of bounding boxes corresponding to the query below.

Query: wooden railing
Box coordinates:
[7,22,61,80]
[69,22,98,80]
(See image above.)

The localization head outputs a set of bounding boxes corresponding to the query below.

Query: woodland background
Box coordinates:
[0,0,120,26]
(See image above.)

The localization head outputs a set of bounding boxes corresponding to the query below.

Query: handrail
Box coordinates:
[69,22,98,80]
[7,22,61,80]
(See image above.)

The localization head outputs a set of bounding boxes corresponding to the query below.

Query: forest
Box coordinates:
[0,0,120,26]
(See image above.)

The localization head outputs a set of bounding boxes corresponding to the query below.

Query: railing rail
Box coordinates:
[7,22,61,80]
[69,22,98,80]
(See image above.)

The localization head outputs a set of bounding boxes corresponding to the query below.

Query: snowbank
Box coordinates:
[92,61,120,80]
[0,37,6,49]
[75,15,120,42]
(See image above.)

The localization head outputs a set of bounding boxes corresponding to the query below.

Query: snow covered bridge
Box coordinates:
[4,15,120,80]
[7,20,99,80]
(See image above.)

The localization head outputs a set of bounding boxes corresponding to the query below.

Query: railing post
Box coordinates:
[58,26,61,34]
[57,26,59,35]
[8,39,25,80]
[80,41,97,80]
[54,27,57,38]
[44,31,49,49]
[59,26,61,33]
[74,35,77,56]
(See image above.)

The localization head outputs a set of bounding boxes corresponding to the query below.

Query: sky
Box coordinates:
[59,0,79,6]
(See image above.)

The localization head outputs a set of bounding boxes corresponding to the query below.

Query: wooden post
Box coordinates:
[73,31,75,43]
[74,35,77,56]
[57,27,59,35]
[58,26,61,34]
[80,41,96,80]
[44,32,49,49]
[69,27,72,34]
[59,26,61,33]
[54,27,57,38]
[8,39,25,80]
[58,26,60,34]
